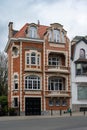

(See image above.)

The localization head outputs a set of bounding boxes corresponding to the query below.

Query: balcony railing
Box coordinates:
[45,65,70,73]
[45,90,70,97]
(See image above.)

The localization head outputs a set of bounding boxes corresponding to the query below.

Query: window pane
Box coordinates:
[14,98,18,107]
[26,53,29,64]
[49,77,64,91]
[31,53,36,64]
[14,82,18,89]
[49,100,54,106]
[78,86,87,100]
[30,26,37,38]
[56,100,60,106]
[62,32,65,43]
[80,49,85,58]
[54,30,60,42]
[25,76,40,90]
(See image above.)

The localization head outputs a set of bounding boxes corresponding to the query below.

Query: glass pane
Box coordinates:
[56,100,60,106]
[78,86,87,100]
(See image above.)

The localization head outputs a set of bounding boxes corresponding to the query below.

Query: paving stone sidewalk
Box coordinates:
[0,111,86,121]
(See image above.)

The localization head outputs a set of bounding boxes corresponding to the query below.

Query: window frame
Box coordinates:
[48,56,61,66]
[25,75,41,90]
[13,74,19,90]
[76,63,87,75]
[79,49,85,59]
[53,29,60,42]
[29,26,37,38]
[25,51,41,66]
[13,97,18,107]
[48,77,65,91]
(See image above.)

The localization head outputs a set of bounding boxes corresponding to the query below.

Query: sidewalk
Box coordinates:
[0,111,86,121]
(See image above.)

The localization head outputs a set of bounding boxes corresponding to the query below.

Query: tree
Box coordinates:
[0,51,8,96]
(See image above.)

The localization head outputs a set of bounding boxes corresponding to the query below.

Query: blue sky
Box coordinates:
[0,0,87,51]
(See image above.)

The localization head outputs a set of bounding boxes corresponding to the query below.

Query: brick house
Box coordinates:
[5,21,71,115]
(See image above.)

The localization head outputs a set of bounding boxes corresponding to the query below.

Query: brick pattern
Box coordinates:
[6,22,71,115]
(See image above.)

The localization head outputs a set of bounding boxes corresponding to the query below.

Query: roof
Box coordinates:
[71,37,87,60]
[13,23,49,39]
[74,58,87,63]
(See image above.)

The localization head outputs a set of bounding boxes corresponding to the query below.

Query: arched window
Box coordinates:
[12,46,19,56]
[14,74,18,90]
[53,29,60,42]
[48,54,61,66]
[29,26,37,38]
[25,75,40,90]
[48,77,65,91]
[80,49,85,58]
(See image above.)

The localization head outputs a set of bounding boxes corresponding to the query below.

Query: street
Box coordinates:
[0,116,87,130]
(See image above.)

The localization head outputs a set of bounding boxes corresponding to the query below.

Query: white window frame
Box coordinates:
[12,45,19,58]
[48,77,64,91]
[48,57,61,66]
[80,48,85,58]
[53,29,60,42]
[25,75,41,90]
[25,51,41,66]
[29,26,37,38]
[13,73,19,90]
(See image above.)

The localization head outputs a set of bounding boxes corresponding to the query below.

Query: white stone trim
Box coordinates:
[5,38,44,52]
[11,47,13,103]
[43,40,46,111]
[20,42,22,111]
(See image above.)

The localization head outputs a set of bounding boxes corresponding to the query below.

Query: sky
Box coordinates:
[0,0,87,51]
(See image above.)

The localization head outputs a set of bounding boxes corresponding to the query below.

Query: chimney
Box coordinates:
[38,20,40,26]
[8,22,13,39]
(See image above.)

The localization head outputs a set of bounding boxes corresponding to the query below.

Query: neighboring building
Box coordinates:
[71,36,87,111]
[5,21,71,115]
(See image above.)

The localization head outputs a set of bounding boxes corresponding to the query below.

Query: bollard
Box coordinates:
[70,109,72,116]
[51,109,53,116]
[84,110,85,116]
[60,110,62,116]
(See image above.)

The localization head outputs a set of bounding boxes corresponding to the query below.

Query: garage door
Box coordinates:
[25,97,41,115]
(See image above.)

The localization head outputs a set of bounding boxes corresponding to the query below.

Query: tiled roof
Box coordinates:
[13,23,49,39]
[13,23,29,38]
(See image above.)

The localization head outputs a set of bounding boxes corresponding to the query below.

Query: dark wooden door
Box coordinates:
[25,97,41,115]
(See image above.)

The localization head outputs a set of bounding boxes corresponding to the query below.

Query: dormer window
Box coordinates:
[48,29,65,43]
[54,29,60,42]
[80,49,85,58]
[29,26,37,38]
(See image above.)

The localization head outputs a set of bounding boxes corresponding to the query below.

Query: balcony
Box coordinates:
[45,65,70,73]
[45,90,70,98]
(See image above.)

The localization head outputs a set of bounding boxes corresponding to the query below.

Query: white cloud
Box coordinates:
[0,0,87,51]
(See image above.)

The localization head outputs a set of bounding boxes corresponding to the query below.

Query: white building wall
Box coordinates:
[71,40,87,110]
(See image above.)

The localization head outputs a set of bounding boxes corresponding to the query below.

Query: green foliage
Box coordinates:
[0,96,8,116]
[8,108,17,116]
[0,51,8,96]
